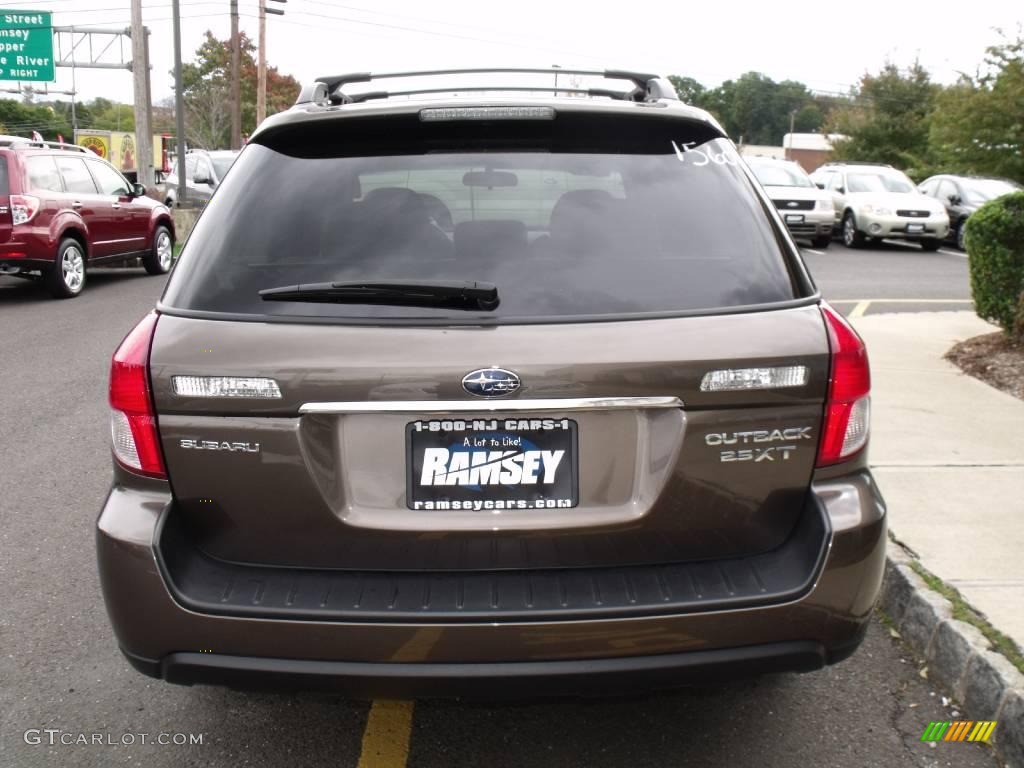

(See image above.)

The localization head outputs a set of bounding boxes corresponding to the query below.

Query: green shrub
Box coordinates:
[964,190,1024,340]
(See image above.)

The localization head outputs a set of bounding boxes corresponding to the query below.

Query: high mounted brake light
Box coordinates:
[109,312,166,478]
[419,106,555,122]
[817,303,871,467]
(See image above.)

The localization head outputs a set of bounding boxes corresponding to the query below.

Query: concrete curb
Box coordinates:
[880,545,1024,767]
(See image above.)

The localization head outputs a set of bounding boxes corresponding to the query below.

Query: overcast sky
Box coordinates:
[7,0,1022,108]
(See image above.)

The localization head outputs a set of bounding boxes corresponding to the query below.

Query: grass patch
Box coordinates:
[875,607,898,633]
[908,559,1024,675]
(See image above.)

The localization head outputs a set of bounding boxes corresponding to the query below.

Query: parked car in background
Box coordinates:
[810,162,948,250]
[160,148,239,207]
[746,157,834,248]
[0,135,175,298]
[917,174,1022,250]
[96,68,886,697]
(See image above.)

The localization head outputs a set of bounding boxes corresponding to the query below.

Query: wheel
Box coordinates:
[46,238,87,298]
[956,219,968,251]
[920,238,942,252]
[812,234,832,249]
[842,212,865,248]
[143,225,174,275]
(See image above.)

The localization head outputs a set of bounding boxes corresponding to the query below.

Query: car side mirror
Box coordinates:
[836,186,845,195]
[132,183,146,198]
[814,182,825,189]
[192,172,212,186]
[949,194,961,205]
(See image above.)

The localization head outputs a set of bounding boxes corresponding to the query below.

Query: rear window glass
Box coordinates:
[0,156,8,195]
[163,113,798,323]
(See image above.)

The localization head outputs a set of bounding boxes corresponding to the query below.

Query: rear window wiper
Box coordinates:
[258,280,500,311]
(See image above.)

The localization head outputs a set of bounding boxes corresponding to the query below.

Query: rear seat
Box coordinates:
[532,189,625,258]
[454,220,528,265]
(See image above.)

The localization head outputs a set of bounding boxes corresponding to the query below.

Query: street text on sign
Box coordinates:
[0,10,54,82]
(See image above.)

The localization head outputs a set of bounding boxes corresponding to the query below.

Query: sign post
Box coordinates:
[0,10,55,82]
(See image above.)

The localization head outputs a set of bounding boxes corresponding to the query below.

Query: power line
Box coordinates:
[238,8,608,65]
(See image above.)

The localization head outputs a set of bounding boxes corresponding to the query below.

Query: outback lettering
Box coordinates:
[705,427,813,446]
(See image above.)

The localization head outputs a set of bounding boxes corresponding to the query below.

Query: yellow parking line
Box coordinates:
[357,699,415,768]
[849,300,871,318]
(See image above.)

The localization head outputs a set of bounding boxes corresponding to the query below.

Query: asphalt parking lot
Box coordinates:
[801,239,972,317]
[0,241,995,768]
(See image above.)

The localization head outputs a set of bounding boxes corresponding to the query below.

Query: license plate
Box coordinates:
[785,213,805,223]
[406,418,579,511]
[907,223,925,233]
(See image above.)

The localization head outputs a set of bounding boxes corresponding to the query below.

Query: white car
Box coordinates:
[746,157,835,248]
[810,163,949,250]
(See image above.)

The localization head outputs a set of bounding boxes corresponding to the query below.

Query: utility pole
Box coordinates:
[230,0,241,149]
[256,0,266,125]
[70,63,77,133]
[172,0,187,206]
[130,0,154,187]
[256,0,285,126]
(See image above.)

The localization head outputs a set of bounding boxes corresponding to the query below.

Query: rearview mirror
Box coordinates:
[463,170,517,188]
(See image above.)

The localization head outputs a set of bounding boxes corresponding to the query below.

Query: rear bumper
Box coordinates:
[0,241,51,271]
[857,213,949,239]
[121,637,863,698]
[777,209,834,238]
[96,471,887,695]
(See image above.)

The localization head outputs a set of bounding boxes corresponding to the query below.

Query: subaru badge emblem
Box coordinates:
[462,368,521,398]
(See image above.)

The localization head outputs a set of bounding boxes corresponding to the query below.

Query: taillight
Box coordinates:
[10,194,40,225]
[817,303,871,467]
[109,312,166,478]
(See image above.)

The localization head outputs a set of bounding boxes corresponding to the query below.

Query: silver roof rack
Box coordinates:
[295,67,679,107]
[0,135,89,153]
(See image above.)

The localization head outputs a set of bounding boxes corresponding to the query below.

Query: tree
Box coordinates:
[86,97,135,131]
[929,34,1024,184]
[827,62,938,178]
[0,99,78,139]
[667,75,706,105]
[669,71,828,145]
[176,30,300,149]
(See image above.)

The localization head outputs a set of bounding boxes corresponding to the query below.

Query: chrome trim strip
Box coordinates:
[299,396,683,415]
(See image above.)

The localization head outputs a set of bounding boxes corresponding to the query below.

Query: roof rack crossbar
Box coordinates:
[296,67,678,106]
[347,85,633,104]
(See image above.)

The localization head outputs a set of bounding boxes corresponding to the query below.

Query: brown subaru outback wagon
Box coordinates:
[97,68,886,697]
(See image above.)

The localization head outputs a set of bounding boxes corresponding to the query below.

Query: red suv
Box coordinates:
[0,136,175,298]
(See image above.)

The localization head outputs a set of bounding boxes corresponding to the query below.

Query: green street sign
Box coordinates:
[0,9,54,82]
